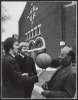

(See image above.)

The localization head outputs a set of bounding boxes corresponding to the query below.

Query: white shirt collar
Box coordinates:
[10,54,15,58]
[20,53,25,58]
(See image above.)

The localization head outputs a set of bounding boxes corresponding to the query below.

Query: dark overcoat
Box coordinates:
[43,65,76,98]
[15,54,37,98]
[2,53,38,98]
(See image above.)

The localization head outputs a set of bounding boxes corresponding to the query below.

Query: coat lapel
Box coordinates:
[25,56,30,67]
[5,53,14,58]
[50,65,72,82]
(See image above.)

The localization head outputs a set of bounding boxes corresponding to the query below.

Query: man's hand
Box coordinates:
[41,90,50,97]
[42,82,48,90]
[22,73,28,76]
[37,69,46,77]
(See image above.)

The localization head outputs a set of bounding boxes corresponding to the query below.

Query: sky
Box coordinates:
[1,1,27,42]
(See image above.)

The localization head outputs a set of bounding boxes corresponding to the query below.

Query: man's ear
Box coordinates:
[67,56,71,60]
[12,46,14,50]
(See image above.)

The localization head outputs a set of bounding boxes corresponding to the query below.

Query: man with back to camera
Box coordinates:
[41,46,76,98]
[2,37,45,98]
[15,42,37,98]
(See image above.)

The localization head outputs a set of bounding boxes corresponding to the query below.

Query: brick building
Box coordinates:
[18,1,76,61]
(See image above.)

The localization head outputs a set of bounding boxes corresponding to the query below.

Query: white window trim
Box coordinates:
[34,26,37,30]
[25,24,41,40]
[38,24,41,27]
[29,40,35,51]
[39,27,41,35]
[25,32,28,35]
[28,31,30,39]
[64,1,76,8]
[29,40,35,46]
[35,37,46,49]
[38,24,41,35]
[31,29,33,32]
[28,31,30,33]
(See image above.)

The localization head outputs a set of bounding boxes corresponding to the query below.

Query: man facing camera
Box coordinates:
[2,37,45,98]
[41,46,76,98]
[15,42,37,98]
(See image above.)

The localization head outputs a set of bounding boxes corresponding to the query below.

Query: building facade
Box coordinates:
[18,1,76,61]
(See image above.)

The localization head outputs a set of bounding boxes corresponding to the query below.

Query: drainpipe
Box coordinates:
[61,2,65,41]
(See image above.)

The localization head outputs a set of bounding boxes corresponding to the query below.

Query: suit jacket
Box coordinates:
[15,54,37,76]
[43,65,76,98]
[15,55,37,90]
[2,53,38,98]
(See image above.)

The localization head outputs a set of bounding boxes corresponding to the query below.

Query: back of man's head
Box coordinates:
[68,50,75,62]
[61,46,72,54]
[3,37,17,53]
[61,46,75,61]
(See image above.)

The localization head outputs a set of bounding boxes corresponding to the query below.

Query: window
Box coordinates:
[30,31,32,38]
[37,27,39,35]
[28,34,29,39]
[33,30,35,37]
[26,35,28,40]
[29,33,31,39]
[25,24,41,40]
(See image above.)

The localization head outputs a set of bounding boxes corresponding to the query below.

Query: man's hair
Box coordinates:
[68,50,75,61]
[3,37,17,53]
[19,42,29,51]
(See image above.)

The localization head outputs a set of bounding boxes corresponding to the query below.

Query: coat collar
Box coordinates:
[5,53,15,58]
[50,65,72,82]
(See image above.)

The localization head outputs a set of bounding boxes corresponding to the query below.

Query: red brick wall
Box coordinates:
[63,5,76,52]
[19,2,76,60]
[18,2,31,42]
[19,2,63,59]
[63,4,76,62]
